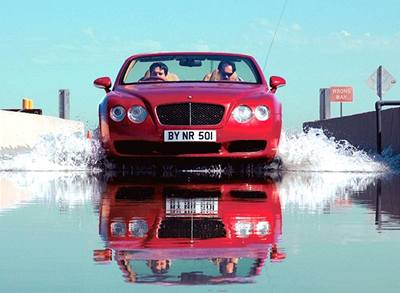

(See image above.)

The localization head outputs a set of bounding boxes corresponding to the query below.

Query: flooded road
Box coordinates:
[1,170,400,292]
[1,129,400,292]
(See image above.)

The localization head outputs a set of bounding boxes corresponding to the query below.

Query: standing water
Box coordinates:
[0,129,399,292]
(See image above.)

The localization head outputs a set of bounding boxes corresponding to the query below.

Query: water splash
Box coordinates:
[379,147,400,172]
[277,128,387,213]
[278,128,387,173]
[0,130,104,171]
[0,127,392,173]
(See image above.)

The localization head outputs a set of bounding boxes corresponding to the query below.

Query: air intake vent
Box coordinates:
[158,218,226,239]
[116,187,155,201]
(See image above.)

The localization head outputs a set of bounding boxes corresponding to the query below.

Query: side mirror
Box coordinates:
[269,76,286,93]
[94,77,112,93]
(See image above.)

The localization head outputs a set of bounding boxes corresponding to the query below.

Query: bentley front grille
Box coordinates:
[156,103,225,125]
[158,218,226,239]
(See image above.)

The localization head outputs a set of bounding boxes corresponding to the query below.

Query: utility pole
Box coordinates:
[59,89,70,119]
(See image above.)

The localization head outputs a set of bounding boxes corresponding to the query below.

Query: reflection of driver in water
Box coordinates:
[147,259,171,274]
[212,257,239,277]
[148,62,168,81]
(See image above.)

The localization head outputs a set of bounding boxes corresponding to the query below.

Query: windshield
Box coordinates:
[122,54,261,84]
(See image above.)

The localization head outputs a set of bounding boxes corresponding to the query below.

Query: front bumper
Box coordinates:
[100,111,281,159]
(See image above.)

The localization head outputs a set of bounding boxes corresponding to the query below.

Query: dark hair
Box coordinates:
[218,61,236,73]
[149,260,170,275]
[149,62,168,75]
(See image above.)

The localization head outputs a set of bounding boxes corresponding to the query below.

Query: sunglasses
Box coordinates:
[222,71,234,78]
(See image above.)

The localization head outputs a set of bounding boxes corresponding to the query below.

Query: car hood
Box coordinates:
[114,82,269,105]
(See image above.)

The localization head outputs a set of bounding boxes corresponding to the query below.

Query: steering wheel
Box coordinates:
[142,76,165,82]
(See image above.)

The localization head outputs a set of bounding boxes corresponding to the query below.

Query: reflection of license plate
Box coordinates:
[164,130,216,142]
[166,198,218,217]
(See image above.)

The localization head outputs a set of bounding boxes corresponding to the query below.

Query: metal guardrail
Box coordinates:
[375,100,400,154]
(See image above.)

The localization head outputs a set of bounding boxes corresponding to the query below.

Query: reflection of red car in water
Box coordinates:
[94,180,285,285]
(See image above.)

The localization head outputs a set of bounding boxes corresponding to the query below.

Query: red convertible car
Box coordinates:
[94,52,285,160]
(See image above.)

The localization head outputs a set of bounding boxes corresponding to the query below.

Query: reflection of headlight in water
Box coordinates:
[235,221,253,238]
[129,219,148,237]
[256,221,270,236]
[111,220,126,237]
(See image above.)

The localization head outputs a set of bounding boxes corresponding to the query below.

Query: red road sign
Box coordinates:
[329,86,353,102]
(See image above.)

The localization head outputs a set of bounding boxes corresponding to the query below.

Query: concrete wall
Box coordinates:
[0,110,84,152]
[303,107,400,154]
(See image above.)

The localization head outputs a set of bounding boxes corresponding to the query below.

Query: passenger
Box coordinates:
[203,61,241,82]
[219,257,238,277]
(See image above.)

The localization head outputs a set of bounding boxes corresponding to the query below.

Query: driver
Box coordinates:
[147,259,171,274]
[139,62,179,82]
[148,62,168,81]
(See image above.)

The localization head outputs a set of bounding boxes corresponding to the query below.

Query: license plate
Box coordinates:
[166,198,218,217]
[164,130,216,142]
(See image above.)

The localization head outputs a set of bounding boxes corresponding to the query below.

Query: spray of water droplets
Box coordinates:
[278,128,388,173]
[0,129,104,171]
[0,127,395,173]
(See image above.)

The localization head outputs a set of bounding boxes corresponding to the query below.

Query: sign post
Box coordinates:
[377,65,382,100]
[329,86,353,117]
[340,102,343,117]
[367,67,396,155]
[319,88,330,120]
[366,65,396,100]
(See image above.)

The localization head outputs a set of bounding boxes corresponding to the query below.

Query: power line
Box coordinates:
[263,0,288,71]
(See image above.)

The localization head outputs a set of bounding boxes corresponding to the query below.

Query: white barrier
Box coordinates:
[0,110,84,151]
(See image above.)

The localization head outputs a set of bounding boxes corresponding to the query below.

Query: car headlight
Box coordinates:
[235,221,253,238]
[255,106,270,121]
[128,106,147,123]
[129,219,148,237]
[111,220,126,237]
[110,106,126,122]
[232,105,252,123]
[255,221,270,236]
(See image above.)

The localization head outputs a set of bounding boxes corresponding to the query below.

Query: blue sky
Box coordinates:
[1,0,400,130]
